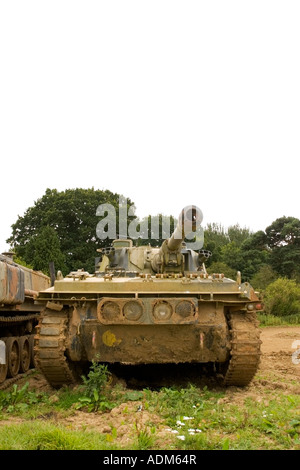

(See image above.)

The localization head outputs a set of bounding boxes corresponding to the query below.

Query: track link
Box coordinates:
[35,309,77,388]
[0,369,35,391]
[224,312,261,386]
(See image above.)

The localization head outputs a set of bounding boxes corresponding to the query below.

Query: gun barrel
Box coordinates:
[167,205,203,251]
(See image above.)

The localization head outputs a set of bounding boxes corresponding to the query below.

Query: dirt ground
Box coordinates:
[1,326,300,448]
[256,326,300,391]
[68,327,300,441]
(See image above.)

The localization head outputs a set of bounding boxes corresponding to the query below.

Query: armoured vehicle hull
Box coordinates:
[35,206,261,388]
[0,254,50,385]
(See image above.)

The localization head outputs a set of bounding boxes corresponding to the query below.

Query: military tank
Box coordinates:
[0,253,50,386]
[35,206,261,388]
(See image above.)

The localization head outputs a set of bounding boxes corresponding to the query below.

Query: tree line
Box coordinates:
[204,218,300,287]
[7,188,300,299]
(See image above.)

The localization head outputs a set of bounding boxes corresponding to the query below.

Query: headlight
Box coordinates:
[175,300,195,317]
[123,300,143,321]
[153,300,173,321]
[100,301,120,321]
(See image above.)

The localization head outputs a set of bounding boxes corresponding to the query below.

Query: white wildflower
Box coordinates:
[176,420,185,426]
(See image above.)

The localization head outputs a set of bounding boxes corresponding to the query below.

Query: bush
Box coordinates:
[207,261,236,280]
[250,265,278,291]
[263,278,300,317]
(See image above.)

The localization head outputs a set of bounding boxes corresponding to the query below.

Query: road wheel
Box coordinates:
[19,336,31,373]
[6,337,20,378]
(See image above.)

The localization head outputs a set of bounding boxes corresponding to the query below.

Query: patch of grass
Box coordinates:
[1,384,299,450]
[0,421,120,450]
[0,351,299,450]
[154,388,300,450]
[131,419,156,450]
[151,384,224,425]
[51,386,84,411]
[258,312,300,326]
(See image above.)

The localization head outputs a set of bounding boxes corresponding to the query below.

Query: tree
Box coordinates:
[265,216,300,278]
[25,226,67,275]
[250,265,278,291]
[237,231,271,281]
[220,230,271,282]
[265,216,300,248]
[203,223,229,265]
[7,188,134,274]
[227,224,251,246]
[221,241,242,272]
[241,230,268,251]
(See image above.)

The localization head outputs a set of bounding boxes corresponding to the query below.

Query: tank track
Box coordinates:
[0,370,35,392]
[224,312,261,386]
[34,309,78,388]
[0,315,38,387]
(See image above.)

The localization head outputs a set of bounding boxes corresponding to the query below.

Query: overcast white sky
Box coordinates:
[1,1,299,252]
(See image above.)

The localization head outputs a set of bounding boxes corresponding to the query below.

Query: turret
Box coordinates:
[97,205,207,277]
[151,205,203,273]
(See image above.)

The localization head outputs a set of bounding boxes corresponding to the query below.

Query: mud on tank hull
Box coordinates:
[34,275,261,388]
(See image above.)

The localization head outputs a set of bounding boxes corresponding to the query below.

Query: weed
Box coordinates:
[132,419,155,450]
[81,361,111,398]
[0,382,48,414]
[76,361,115,412]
